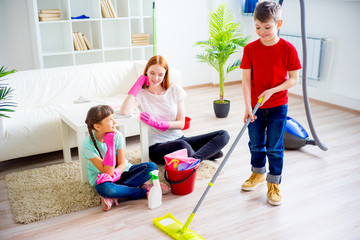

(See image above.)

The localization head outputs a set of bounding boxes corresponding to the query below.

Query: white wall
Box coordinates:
[0,0,34,71]
[280,0,360,111]
[156,0,244,87]
[0,0,359,111]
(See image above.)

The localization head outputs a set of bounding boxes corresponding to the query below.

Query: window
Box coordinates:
[243,0,258,16]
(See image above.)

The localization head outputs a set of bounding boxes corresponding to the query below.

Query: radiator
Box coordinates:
[280,33,325,81]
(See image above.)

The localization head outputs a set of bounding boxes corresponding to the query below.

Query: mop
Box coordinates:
[152,1,156,56]
[153,97,264,240]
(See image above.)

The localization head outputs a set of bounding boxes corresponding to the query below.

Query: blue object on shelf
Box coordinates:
[243,0,258,14]
[71,14,90,19]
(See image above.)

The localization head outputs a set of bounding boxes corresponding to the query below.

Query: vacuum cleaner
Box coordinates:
[284,116,316,150]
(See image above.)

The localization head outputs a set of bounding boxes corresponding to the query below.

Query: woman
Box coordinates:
[121,55,230,164]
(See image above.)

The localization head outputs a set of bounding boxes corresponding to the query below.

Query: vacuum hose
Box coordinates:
[280,0,328,151]
[299,0,328,151]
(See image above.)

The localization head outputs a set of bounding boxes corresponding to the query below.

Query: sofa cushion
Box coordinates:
[9,61,143,108]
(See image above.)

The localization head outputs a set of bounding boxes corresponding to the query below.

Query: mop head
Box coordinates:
[153,213,204,240]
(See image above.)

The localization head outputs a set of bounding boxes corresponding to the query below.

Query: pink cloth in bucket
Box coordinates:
[164,149,199,170]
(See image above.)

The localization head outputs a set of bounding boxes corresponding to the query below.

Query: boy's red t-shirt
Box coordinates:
[240,38,302,108]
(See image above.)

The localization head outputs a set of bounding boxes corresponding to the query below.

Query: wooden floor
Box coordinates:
[1,83,360,240]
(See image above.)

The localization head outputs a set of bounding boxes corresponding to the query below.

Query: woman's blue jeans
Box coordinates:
[95,162,157,199]
[247,104,287,184]
[149,130,230,164]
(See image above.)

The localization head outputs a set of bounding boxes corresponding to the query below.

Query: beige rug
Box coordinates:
[5,149,221,224]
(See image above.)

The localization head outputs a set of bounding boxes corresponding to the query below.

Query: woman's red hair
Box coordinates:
[143,55,170,89]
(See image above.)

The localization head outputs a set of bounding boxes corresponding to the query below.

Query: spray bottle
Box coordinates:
[148,170,162,209]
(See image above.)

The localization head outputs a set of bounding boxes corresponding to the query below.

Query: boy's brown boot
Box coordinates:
[267,182,282,206]
[241,173,265,191]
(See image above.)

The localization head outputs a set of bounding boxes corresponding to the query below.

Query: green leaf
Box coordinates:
[0,66,17,118]
[0,66,16,78]
[194,4,250,100]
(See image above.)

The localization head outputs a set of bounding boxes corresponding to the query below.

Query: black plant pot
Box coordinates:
[213,99,230,118]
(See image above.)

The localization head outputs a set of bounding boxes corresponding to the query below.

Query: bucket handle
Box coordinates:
[164,168,197,185]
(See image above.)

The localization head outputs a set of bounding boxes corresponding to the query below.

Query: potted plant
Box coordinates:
[195,4,249,118]
[0,66,16,118]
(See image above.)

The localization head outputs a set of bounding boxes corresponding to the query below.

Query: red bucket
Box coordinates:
[182,116,191,130]
[164,163,199,195]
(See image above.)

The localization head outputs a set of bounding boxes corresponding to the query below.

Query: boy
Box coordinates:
[240,1,301,206]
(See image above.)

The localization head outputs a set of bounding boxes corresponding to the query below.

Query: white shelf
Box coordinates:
[29,0,155,68]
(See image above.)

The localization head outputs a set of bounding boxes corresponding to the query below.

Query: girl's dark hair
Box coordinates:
[254,1,282,23]
[85,105,114,159]
[143,55,170,89]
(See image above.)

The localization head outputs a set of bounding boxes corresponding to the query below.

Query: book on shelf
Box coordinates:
[72,33,81,51]
[77,32,87,50]
[101,0,116,18]
[131,33,150,38]
[100,0,110,18]
[38,9,61,22]
[72,32,92,51]
[131,33,150,46]
[39,9,61,14]
[39,16,61,22]
[38,13,61,18]
[132,43,150,46]
[83,35,92,50]
[107,0,117,18]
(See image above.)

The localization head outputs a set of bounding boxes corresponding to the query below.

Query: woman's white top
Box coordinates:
[136,84,187,146]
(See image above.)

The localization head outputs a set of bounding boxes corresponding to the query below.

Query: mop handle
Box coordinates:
[183,97,264,230]
[152,1,156,56]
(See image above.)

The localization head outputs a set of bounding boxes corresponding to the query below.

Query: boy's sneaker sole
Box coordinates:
[241,180,265,191]
[267,197,282,206]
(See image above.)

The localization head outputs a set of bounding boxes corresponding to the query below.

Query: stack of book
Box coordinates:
[101,0,117,18]
[72,32,92,51]
[38,9,61,22]
[131,33,150,46]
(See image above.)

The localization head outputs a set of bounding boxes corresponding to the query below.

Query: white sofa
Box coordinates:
[0,61,181,162]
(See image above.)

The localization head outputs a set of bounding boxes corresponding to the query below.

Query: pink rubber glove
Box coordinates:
[96,168,122,185]
[112,168,122,182]
[128,75,149,97]
[102,132,116,166]
[140,112,169,132]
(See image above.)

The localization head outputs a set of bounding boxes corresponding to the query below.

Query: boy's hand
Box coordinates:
[258,89,274,106]
[243,107,257,123]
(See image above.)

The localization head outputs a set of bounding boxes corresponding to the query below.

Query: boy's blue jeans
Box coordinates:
[95,162,157,199]
[247,104,287,184]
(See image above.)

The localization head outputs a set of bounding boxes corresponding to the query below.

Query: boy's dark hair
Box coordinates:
[254,1,282,23]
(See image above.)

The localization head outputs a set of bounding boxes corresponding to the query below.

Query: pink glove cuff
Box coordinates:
[128,75,149,97]
[96,173,113,185]
[103,132,116,166]
[140,112,169,132]
[96,168,122,185]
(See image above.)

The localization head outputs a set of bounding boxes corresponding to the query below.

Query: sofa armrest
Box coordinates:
[170,68,182,85]
[0,117,5,146]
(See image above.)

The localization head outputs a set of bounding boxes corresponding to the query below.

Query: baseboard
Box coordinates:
[183,80,242,90]
[183,80,360,115]
[288,93,360,115]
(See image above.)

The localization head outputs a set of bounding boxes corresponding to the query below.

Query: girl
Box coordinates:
[120,55,230,164]
[82,105,168,211]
